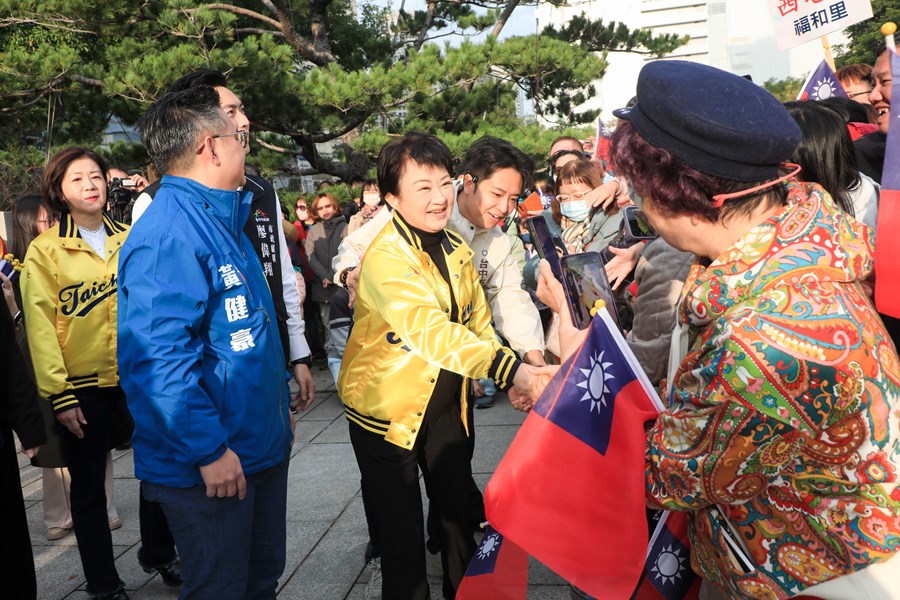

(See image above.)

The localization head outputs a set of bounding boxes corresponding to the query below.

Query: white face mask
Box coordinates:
[362,193,381,206]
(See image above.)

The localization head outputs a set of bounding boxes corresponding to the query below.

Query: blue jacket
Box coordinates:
[118,175,291,488]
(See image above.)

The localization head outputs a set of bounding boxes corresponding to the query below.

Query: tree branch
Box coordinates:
[198,3,281,29]
[235,27,283,37]
[413,1,439,51]
[254,137,305,155]
[260,0,336,66]
[490,0,521,38]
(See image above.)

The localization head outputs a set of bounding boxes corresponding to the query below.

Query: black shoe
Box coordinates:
[92,591,129,600]
[143,560,183,587]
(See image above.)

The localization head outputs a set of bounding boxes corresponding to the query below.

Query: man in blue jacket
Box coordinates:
[118,85,293,599]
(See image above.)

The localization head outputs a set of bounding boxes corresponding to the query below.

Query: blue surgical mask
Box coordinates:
[521,233,532,245]
[560,200,591,222]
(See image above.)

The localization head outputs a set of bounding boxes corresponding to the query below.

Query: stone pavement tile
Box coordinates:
[309,415,351,444]
[470,393,530,426]
[292,418,331,449]
[528,585,573,599]
[286,443,361,523]
[277,496,369,600]
[116,545,156,591]
[299,392,346,422]
[34,543,86,599]
[471,424,521,474]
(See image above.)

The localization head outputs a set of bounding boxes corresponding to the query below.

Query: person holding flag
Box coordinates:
[603,59,900,599]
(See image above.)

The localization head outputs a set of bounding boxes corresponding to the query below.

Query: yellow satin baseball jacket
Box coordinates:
[338,212,520,449]
[22,213,128,413]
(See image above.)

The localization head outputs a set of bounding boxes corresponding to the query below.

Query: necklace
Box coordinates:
[77,222,104,234]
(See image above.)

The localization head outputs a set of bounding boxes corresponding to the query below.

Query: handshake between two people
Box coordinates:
[505,259,592,413]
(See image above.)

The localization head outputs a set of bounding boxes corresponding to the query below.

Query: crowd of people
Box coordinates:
[1,38,898,600]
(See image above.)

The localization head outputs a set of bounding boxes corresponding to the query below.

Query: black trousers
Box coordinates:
[138,481,178,569]
[364,395,486,558]
[350,405,477,600]
[1,430,37,600]
[63,388,124,597]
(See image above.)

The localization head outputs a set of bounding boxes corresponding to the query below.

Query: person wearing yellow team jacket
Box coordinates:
[22,147,133,600]
[338,133,553,600]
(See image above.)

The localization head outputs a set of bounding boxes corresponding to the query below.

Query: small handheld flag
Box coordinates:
[456,525,528,600]
[485,308,663,598]
[797,59,848,101]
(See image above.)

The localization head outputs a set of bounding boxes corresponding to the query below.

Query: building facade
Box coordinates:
[535,0,850,121]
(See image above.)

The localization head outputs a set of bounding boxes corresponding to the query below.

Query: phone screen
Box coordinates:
[561,252,620,330]
[526,216,566,282]
[624,206,657,240]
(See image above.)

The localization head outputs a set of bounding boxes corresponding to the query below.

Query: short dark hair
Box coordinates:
[457,136,534,194]
[377,132,455,198]
[611,120,787,224]
[165,69,228,95]
[42,147,109,215]
[139,85,228,175]
[784,101,858,216]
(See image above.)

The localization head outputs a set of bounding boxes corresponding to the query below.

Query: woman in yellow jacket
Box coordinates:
[339,133,553,600]
[22,147,132,600]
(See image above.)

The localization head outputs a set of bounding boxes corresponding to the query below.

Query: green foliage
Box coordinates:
[835,0,899,67]
[0,0,687,199]
[763,76,805,102]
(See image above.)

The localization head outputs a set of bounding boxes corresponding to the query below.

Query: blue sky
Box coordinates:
[370,0,539,42]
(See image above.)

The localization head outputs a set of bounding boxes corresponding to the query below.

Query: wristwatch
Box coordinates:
[339,267,352,289]
[290,356,312,367]
[13,310,23,326]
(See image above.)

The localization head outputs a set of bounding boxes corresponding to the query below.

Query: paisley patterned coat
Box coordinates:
[645,182,900,599]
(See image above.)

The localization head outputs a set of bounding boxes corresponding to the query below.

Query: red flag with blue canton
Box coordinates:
[797,59,849,101]
[485,308,663,598]
[632,511,701,600]
[456,525,529,600]
[875,49,900,318]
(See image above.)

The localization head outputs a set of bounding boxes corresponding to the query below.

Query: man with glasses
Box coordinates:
[837,63,874,105]
[132,70,314,411]
[119,85,295,599]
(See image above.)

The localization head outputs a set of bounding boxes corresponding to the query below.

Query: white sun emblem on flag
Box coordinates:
[651,544,686,586]
[576,351,615,413]
[812,77,838,100]
[476,532,500,560]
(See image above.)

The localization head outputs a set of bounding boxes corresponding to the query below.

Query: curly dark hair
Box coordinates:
[610,121,787,223]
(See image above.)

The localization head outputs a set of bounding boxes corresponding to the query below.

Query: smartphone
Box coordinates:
[516,191,544,218]
[623,206,657,241]
[526,215,566,282]
[0,258,18,282]
[560,252,620,330]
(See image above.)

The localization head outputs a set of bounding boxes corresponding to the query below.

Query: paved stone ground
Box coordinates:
[18,366,571,599]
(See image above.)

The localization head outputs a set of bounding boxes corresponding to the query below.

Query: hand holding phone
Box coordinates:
[526,216,567,282]
[560,252,621,331]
